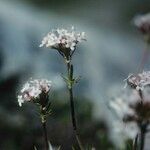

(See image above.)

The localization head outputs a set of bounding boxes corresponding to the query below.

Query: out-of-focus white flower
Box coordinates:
[110,87,150,123]
[142,86,150,102]
[18,79,52,106]
[125,71,150,91]
[39,27,86,52]
[134,13,150,34]
[113,121,139,139]
[109,91,139,139]
[109,97,135,119]
[18,95,24,107]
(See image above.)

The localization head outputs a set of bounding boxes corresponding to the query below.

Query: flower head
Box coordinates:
[134,13,150,35]
[112,121,139,140]
[134,13,150,43]
[111,74,150,126]
[125,71,150,91]
[109,97,135,120]
[18,79,52,106]
[109,92,140,139]
[39,27,86,60]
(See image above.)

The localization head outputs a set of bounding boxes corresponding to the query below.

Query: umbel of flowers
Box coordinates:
[18,79,52,107]
[110,71,150,150]
[18,78,52,150]
[40,27,86,150]
[40,26,86,62]
[125,71,150,123]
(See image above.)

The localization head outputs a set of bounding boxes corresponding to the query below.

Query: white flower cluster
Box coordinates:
[112,121,139,140]
[110,97,135,119]
[109,72,150,143]
[18,79,52,107]
[39,27,86,51]
[134,13,150,34]
[110,78,150,140]
[109,91,140,139]
[126,71,150,91]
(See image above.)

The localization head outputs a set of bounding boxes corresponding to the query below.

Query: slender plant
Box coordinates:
[18,79,52,150]
[40,26,86,149]
[132,13,150,149]
[126,72,150,150]
[110,71,150,150]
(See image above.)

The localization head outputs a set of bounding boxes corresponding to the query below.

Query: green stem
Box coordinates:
[133,134,138,150]
[66,61,84,150]
[42,121,49,150]
[40,106,49,150]
[139,125,146,150]
[69,86,77,131]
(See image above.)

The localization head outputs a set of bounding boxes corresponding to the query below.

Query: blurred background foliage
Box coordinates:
[0,0,150,149]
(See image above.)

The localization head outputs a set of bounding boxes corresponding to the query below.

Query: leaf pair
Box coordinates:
[61,74,81,89]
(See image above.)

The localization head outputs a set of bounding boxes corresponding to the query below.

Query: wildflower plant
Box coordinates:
[110,71,150,150]
[40,26,86,150]
[18,78,52,150]
[109,14,150,149]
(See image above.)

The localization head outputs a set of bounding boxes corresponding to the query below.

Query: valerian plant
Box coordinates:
[110,71,150,150]
[109,13,150,150]
[18,79,52,150]
[40,26,86,150]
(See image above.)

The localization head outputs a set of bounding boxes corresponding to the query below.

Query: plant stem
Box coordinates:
[40,106,49,150]
[133,134,138,150]
[66,61,84,150]
[42,121,49,150]
[69,87,77,131]
[139,124,147,150]
[138,44,150,73]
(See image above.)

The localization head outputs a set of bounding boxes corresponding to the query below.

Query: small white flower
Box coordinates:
[109,96,135,119]
[125,71,150,91]
[113,121,139,139]
[18,95,24,107]
[39,27,86,52]
[134,13,150,34]
[18,79,52,106]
